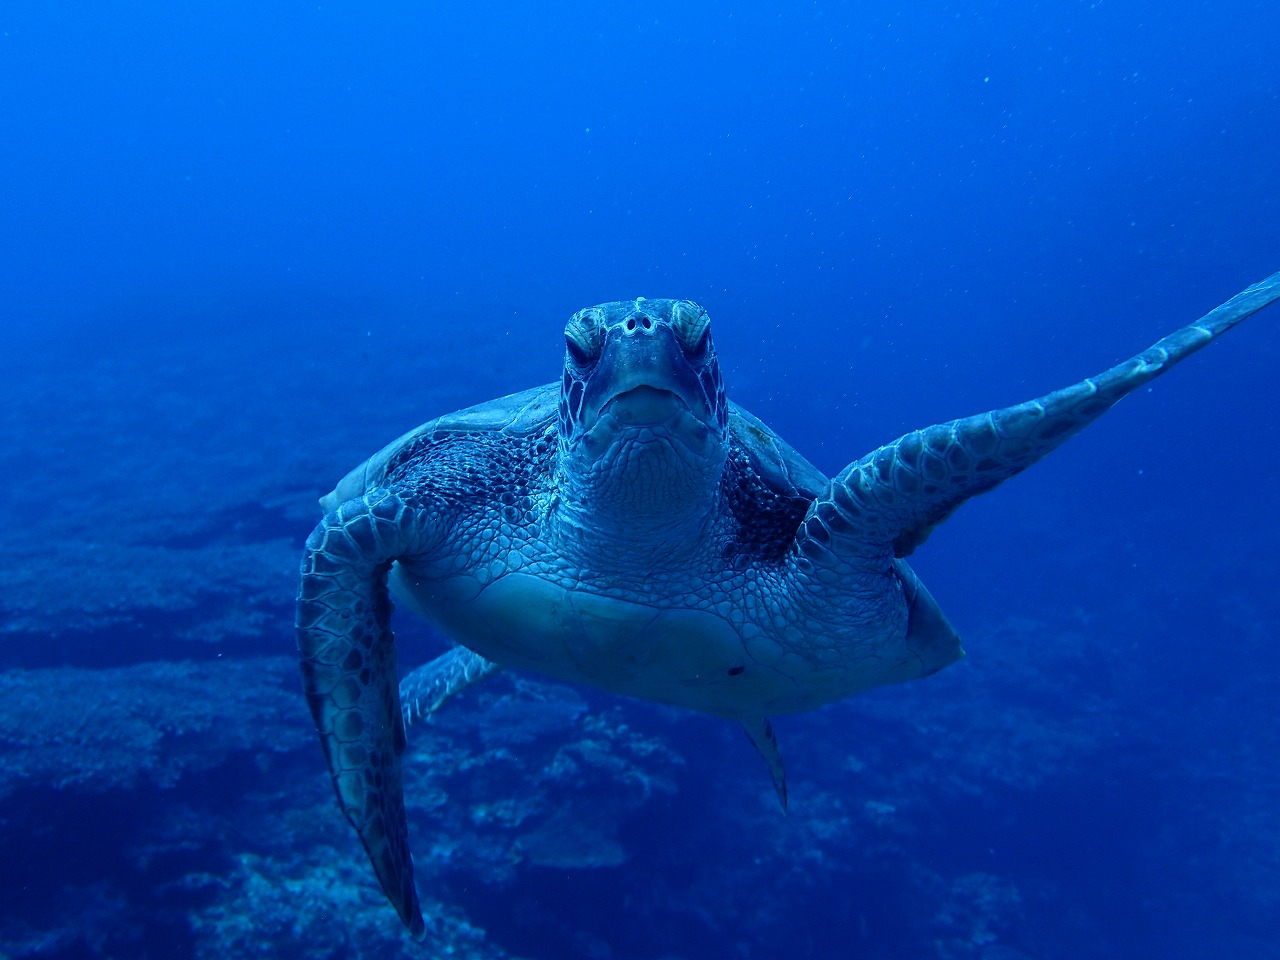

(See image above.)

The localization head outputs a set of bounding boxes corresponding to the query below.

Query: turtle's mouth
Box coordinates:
[600,385,690,425]
[579,384,716,458]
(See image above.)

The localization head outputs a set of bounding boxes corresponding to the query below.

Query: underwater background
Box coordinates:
[2,2,1278,958]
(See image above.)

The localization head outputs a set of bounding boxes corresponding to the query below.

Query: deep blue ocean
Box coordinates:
[2,3,1278,958]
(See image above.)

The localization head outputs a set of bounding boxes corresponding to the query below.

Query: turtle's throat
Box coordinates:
[554,419,727,569]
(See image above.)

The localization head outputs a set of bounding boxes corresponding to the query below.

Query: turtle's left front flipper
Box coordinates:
[804,270,1280,560]
[296,491,429,941]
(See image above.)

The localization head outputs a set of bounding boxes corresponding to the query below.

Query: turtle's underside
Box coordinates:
[298,273,1280,938]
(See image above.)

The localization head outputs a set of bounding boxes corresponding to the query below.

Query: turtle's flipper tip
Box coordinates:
[359,810,425,941]
[406,909,427,942]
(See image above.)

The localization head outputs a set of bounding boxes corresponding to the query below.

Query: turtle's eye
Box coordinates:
[671,300,711,359]
[564,309,604,367]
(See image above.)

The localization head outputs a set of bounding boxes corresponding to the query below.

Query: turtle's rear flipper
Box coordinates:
[807,270,1280,560]
[400,646,502,730]
[741,717,788,812]
[296,492,427,941]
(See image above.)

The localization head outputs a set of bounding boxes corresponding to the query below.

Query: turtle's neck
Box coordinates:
[551,428,726,572]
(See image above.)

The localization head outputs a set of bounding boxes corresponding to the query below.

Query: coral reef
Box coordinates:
[0,656,307,799]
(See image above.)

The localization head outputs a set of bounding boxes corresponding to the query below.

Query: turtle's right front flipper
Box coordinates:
[296,491,429,940]
[800,269,1280,562]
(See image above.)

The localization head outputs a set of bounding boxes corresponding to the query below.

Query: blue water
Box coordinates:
[2,2,1277,958]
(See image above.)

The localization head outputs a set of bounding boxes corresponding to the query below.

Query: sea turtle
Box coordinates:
[298,272,1280,938]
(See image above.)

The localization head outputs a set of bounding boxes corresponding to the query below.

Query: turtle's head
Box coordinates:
[555,298,729,546]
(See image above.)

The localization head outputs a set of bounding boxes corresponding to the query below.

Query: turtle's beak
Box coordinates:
[602,385,690,425]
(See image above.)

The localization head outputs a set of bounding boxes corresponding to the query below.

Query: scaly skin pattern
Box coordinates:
[298,276,1280,938]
